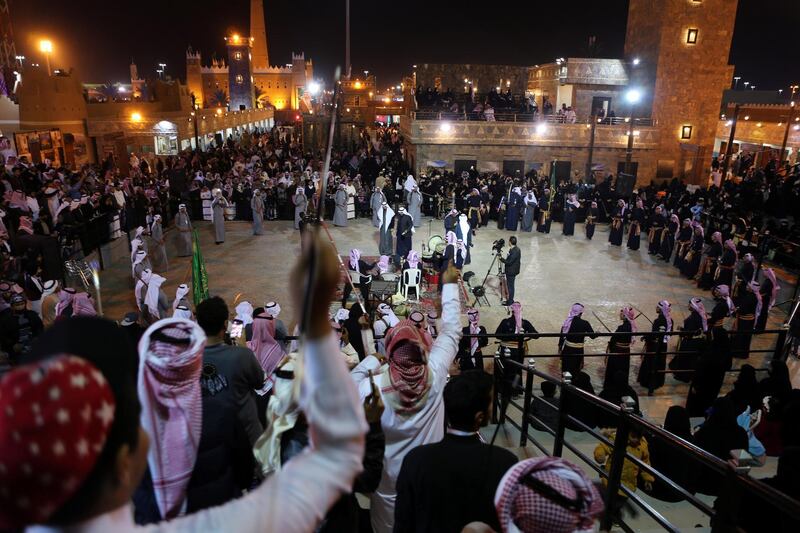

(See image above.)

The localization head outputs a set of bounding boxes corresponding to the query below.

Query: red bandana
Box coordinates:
[0,355,115,529]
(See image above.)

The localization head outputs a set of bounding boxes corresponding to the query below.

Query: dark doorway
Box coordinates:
[454,159,477,176]
[551,160,572,183]
[591,96,612,117]
[503,160,525,176]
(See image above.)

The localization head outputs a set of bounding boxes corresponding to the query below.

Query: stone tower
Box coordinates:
[625,0,738,184]
[250,0,269,70]
[186,47,204,108]
[227,35,254,110]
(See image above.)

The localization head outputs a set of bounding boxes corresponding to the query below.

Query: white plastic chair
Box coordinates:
[402,268,422,301]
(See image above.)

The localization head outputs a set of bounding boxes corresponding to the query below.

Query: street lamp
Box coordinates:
[158,63,166,79]
[624,88,643,177]
[733,76,741,89]
[39,40,53,76]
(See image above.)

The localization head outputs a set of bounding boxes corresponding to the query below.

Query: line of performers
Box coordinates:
[454,276,779,417]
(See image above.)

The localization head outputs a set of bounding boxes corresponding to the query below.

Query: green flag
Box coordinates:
[191,229,209,304]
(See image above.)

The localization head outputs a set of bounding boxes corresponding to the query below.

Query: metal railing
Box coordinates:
[459,328,790,396]
[411,110,655,127]
[489,351,800,532]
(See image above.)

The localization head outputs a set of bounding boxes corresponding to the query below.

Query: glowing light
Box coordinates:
[744,115,750,120]
[216,108,223,115]
[725,120,733,126]
[756,122,763,127]
[794,125,800,131]
[536,123,547,135]
[39,40,53,53]
[439,122,452,133]
[632,57,640,65]
[383,97,391,103]
[117,86,126,93]
[625,88,642,104]
[308,81,321,95]
[345,107,350,112]
[130,112,142,122]
[231,34,241,44]
[354,81,362,89]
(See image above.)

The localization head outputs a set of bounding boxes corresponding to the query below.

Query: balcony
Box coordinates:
[403,113,659,151]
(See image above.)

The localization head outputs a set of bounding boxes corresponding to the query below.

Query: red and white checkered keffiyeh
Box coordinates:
[381,319,434,415]
[137,318,206,519]
[0,355,115,529]
[248,314,285,395]
[495,457,603,533]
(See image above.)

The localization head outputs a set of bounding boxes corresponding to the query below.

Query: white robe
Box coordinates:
[350,284,461,533]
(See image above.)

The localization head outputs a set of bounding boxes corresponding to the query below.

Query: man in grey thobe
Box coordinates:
[370,186,386,228]
[175,204,193,257]
[377,201,395,257]
[333,184,348,227]
[408,187,423,227]
[149,214,168,270]
[251,189,265,235]
[293,187,307,230]
[211,188,229,244]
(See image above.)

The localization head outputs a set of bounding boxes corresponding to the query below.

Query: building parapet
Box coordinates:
[402,116,660,150]
[528,58,629,87]
[252,66,294,74]
[200,66,228,74]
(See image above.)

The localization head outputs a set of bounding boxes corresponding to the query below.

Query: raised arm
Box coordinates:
[162,232,367,533]
[428,262,463,379]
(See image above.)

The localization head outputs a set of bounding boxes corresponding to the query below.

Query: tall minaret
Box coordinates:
[250,0,269,70]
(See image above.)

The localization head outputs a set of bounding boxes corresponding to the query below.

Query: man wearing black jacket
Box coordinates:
[500,235,520,305]
[394,371,518,533]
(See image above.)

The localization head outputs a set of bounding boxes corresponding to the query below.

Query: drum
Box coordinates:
[422,235,444,262]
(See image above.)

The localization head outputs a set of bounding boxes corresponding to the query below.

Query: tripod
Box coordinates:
[472,251,506,306]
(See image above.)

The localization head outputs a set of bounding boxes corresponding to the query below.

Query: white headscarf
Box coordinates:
[132,250,148,278]
[377,303,400,327]
[144,273,166,320]
[254,357,299,476]
[235,301,254,326]
[173,305,193,320]
[173,284,189,311]
[377,202,395,228]
[458,213,470,241]
[264,301,281,318]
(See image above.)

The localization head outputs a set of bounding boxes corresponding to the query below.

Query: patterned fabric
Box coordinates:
[72,292,97,317]
[749,281,763,319]
[690,298,708,332]
[349,248,361,270]
[495,457,603,533]
[763,268,780,310]
[510,302,523,333]
[173,284,189,311]
[17,216,34,235]
[248,314,284,395]
[468,308,480,355]
[714,285,735,315]
[54,289,75,318]
[406,250,420,269]
[382,319,434,415]
[0,356,115,529]
[657,300,673,333]
[137,318,207,519]
[561,303,584,334]
[711,231,722,244]
[621,306,638,343]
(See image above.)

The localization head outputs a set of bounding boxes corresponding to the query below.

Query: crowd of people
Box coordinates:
[1,117,799,531]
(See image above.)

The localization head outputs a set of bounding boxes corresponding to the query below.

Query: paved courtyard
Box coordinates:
[97,215,796,421]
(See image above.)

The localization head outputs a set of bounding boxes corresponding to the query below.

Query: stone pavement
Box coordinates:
[96,215,795,422]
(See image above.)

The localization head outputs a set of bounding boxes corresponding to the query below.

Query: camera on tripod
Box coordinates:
[491,238,505,254]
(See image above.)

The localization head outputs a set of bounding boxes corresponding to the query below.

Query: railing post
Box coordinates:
[519,359,534,447]
[492,355,501,424]
[552,372,571,457]
[649,332,662,396]
[600,402,634,531]
[711,465,746,532]
[773,326,789,362]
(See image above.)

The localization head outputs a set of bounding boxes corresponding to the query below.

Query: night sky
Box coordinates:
[11,0,799,92]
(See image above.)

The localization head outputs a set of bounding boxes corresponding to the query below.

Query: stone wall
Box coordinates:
[402,117,660,181]
[627,0,738,184]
